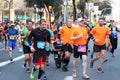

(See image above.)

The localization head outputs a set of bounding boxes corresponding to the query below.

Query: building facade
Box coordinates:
[111,0,120,22]
[0,0,34,22]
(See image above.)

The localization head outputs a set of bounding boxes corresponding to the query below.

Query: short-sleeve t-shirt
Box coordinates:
[7,28,18,41]
[91,26,109,45]
[22,27,28,36]
[47,28,54,37]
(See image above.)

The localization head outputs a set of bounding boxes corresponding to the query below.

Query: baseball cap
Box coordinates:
[11,23,15,26]
[9,23,15,28]
[110,18,114,22]
[77,18,83,22]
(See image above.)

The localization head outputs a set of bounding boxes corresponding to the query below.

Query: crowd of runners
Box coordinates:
[0,17,119,80]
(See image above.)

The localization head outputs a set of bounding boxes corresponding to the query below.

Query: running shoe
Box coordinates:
[46,61,49,66]
[80,59,83,63]
[62,64,68,72]
[10,58,14,63]
[82,74,90,79]
[54,54,58,60]
[27,68,30,73]
[42,72,46,77]
[19,48,23,53]
[112,53,115,58]
[104,59,108,63]
[23,63,26,68]
[90,60,94,68]
[43,76,47,80]
[106,47,109,51]
[90,55,93,60]
[30,68,35,79]
[42,72,47,80]
[72,71,77,78]
[110,47,112,53]
[87,49,90,52]
[97,67,103,73]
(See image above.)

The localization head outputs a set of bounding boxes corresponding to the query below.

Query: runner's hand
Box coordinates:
[94,38,99,42]
[86,35,89,39]
[70,37,77,40]
[30,46,36,53]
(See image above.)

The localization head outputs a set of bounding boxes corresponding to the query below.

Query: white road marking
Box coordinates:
[0,48,4,50]
[0,55,24,67]
[64,76,74,80]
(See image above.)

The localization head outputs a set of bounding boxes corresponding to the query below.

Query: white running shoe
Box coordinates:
[19,48,23,53]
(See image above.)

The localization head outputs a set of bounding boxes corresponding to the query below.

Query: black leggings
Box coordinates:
[110,36,117,53]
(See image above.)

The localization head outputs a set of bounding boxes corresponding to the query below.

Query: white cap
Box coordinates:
[77,18,83,22]
[11,23,15,26]
[110,17,114,21]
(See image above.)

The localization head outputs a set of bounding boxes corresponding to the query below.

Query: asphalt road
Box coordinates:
[0,36,120,80]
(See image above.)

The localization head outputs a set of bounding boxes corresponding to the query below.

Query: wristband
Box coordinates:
[92,38,95,41]
[76,34,82,39]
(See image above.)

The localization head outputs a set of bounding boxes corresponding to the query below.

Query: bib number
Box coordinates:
[24,40,30,46]
[77,45,86,52]
[37,41,45,49]
[10,35,15,40]
[45,46,50,51]
[111,30,117,38]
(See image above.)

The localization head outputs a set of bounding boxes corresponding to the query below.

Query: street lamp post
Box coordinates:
[24,2,27,24]
[9,0,10,22]
[2,9,4,23]
[34,4,37,23]
[1,3,4,23]
[5,0,11,22]
[86,2,94,21]
[63,0,68,24]
[24,3,27,23]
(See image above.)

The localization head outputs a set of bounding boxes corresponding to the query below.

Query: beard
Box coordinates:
[41,27,46,30]
[67,25,72,28]
[99,23,103,27]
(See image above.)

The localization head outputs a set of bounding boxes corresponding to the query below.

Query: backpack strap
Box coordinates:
[110,27,113,31]
[116,27,118,32]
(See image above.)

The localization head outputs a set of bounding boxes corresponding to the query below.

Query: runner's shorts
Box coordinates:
[62,44,73,53]
[33,50,47,66]
[23,44,32,54]
[8,40,16,50]
[94,44,106,52]
[34,56,45,66]
[73,45,87,58]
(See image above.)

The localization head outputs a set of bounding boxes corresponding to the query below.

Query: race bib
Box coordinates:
[111,30,117,38]
[45,46,51,51]
[24,40,30,46]
[9,35,15,40]
[77,45,86,52]
[37,41,45,49]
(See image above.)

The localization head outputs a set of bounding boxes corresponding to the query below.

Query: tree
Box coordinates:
[77,0,91,18]
[77,0,112,18]
[24,0,63,18]
[72,0,77,21]
[98,1,112,16]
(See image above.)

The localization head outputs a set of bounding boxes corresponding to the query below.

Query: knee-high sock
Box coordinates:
[63,59,70,66]
[38,69,44,79]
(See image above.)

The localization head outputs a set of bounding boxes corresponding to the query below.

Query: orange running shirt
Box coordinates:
[91,25,109,45]
[73,27,89,45]
[59,25,75,45]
